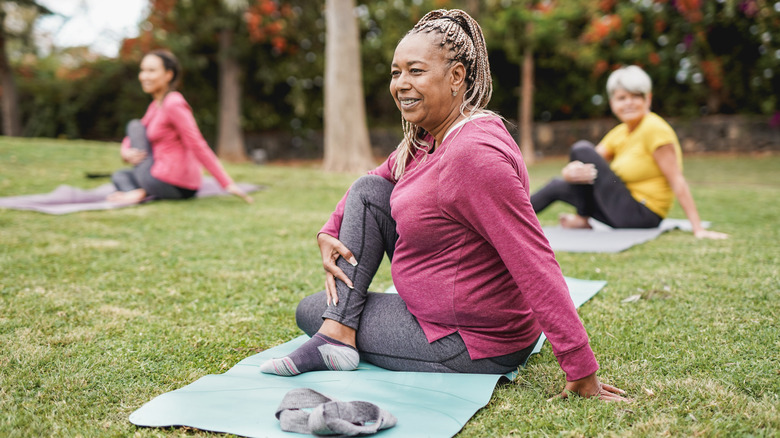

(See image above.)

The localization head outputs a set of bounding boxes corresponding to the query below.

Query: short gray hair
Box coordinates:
[606,65,652,98]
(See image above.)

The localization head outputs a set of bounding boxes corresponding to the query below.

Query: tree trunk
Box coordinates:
[216,28,248,162]
[0,7,22,137]
[518,23,535,165]
[322,0,374,173]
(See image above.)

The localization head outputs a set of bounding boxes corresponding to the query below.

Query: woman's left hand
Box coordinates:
[552,372,632,403]
[225,183,253,204]
[121,148,147,165]
[694,229,728,240]
[561,161,598,184]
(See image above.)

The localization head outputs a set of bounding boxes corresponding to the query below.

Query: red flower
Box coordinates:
[649,52,661,65]
[272,36,287,52]
[259,0,277,15]
[265,21,283,35]
[700,59,723,90]
[599,0,617,12]
[593,59,609,77]
[654,19,667,34]
[675,0,703,22]
[583,15,622,43]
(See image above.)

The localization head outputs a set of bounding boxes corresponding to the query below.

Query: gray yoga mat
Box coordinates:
[129,277,606,438]
[0,177,262,215]
[542,219,709,253]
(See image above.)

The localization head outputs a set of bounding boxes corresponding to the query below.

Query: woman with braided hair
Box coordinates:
[262,9,629,402]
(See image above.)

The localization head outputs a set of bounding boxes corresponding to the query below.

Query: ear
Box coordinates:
[449,61,466,94]
[164,69,175,85]
[645,92,653,109]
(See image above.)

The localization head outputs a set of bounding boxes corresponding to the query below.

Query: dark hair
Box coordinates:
[147,49,181,89]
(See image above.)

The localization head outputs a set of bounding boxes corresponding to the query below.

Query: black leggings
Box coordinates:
[530,140,662,228]
[111,120,196,200]
[296,175,537,374]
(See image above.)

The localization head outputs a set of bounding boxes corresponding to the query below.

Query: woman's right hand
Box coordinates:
[317,233,357,306]
[225,183,254,204]
[693,228,729,240]
[553,372,632,403]
[562,160,597,184]
[121,148,147,165]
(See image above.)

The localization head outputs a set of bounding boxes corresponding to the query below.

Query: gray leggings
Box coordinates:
[296,175,537,374]
[530,140,661,228]
[111,120,195,200]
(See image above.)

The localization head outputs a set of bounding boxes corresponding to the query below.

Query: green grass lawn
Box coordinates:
[0,137,778,437]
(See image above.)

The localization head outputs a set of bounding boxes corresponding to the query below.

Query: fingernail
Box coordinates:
[348,257,357,266]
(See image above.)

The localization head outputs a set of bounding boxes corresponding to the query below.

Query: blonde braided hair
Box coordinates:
[393,9,493,180]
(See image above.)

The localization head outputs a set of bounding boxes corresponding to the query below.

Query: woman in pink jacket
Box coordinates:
[108,50,251,204]
[261,9,629,402]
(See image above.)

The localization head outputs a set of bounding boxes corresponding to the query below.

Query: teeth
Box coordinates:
[400,99,418,104]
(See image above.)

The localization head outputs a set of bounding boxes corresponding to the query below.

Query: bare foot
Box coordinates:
[106,189,147,204]
[559,213,592,229]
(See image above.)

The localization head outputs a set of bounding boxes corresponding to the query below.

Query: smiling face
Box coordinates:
[138,54,174,99]
[389,32,464,140]
[609,87,652,127]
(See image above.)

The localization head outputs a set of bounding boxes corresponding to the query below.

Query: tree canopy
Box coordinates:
[5,0,778,158]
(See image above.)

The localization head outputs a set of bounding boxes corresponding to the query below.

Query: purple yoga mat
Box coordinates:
[0,177,263,215]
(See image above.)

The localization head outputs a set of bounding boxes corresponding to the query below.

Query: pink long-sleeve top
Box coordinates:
[121,92,233,190]
[320,116,599,381]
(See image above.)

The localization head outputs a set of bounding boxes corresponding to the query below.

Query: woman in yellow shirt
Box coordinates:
[531,65,727,239]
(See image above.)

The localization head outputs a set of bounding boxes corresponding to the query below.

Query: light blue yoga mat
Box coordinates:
[129,277,606,437]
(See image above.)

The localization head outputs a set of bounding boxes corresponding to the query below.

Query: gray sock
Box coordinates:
[260,333,359,376]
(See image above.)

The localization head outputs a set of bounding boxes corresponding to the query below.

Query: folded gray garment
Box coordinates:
[275,388,397,436]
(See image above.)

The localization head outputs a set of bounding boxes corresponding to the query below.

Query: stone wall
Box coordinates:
[531,115,780,158]
[244,127,404,162]
[245,115,780,162]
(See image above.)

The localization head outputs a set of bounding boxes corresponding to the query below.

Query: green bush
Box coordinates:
[11,0,780,152]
